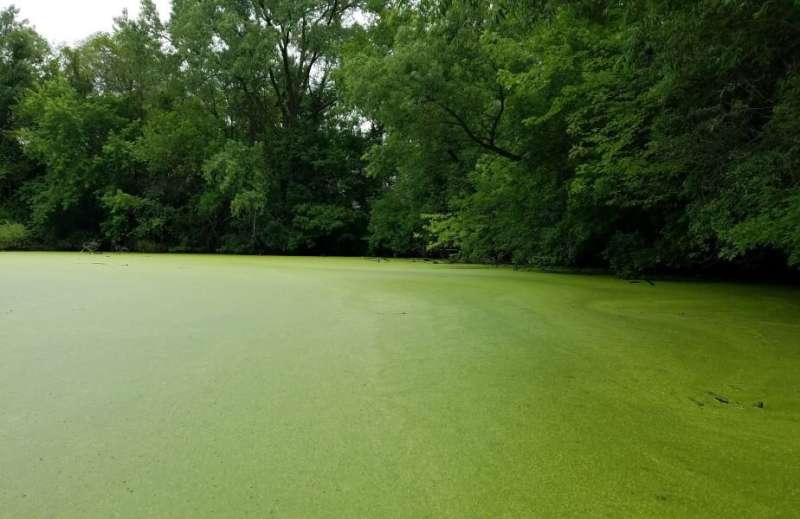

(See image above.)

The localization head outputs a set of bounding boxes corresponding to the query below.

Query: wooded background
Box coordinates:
[2,0,799,277]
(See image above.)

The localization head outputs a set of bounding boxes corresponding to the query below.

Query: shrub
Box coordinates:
[0,222,30,250]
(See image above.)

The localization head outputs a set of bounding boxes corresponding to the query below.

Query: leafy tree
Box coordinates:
[0,7,50,223]
[170,0,376,252]
[16,77,126,241]
[343,0,800,276]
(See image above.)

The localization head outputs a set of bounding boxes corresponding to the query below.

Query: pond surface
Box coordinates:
[1,253,798,517]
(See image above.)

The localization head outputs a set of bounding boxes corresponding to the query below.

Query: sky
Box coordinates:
[2,0,172,46]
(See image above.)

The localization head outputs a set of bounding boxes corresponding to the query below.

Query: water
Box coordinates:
[1,253,798,517]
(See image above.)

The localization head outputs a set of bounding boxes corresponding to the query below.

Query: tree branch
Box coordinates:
[426,96,522,161]
[489,86,506,146]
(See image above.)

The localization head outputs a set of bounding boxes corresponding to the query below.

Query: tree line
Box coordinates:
[1,0,799,277]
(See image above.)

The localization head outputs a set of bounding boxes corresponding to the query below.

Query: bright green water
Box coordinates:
[1,253,798,518]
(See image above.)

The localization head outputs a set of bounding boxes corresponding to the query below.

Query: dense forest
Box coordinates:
[1,0,799,277]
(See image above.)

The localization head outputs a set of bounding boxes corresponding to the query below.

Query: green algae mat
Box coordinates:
[1,253,799,518]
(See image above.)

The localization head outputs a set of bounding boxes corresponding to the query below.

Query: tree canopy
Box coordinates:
[1,0,799,277]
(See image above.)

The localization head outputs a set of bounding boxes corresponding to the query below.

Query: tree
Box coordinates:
[170,0,376,252]
[4,0,800,277]
[343,0,800,275]
[0,7,50,223]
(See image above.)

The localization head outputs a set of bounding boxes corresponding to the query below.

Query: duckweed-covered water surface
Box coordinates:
[1,253,798,517]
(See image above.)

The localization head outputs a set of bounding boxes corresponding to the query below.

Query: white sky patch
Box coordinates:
[1,0,172,46]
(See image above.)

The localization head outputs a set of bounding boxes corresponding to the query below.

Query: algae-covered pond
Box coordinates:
[1,253,798,517]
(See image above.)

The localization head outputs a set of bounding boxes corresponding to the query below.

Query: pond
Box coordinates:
[1,253,798,517]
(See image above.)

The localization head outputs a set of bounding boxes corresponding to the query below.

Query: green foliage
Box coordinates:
[291,203,357,250]
[423,213,460,256]
[15,76,126,236]
[100,189,169,247]
[0,221,29,250]
[342,0,800,276]
[2,0,800,276]
[3,1,377,255]
[0,7,50,223]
